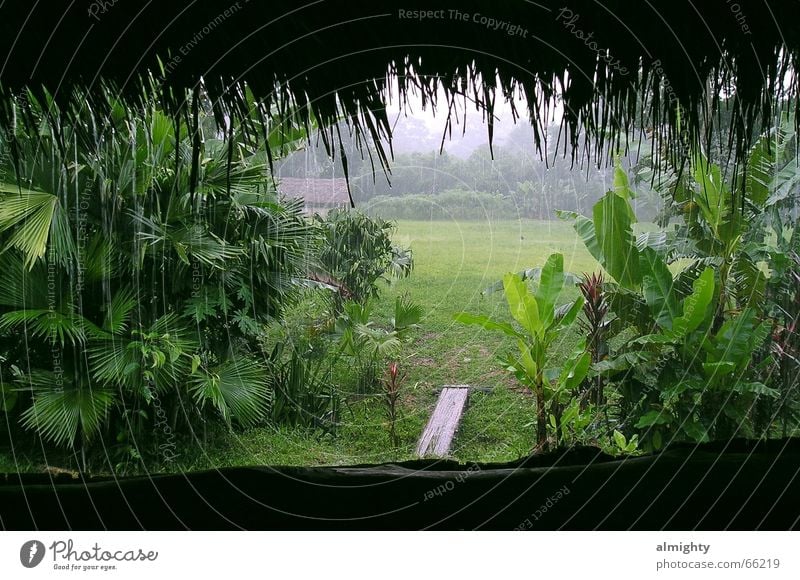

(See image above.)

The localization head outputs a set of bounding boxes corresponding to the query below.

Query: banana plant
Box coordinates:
[621,266,775,447]
[455,253,584,451]
[560,159,780,449]
[543,340,592,446]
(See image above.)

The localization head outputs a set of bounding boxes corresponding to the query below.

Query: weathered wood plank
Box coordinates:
[416,386,470,457]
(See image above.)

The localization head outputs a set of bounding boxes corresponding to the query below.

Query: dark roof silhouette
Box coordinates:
[1,1,798,173]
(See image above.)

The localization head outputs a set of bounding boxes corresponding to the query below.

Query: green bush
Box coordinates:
[315,209,412,308]
[364,190,521,221]
[0,92,316,467]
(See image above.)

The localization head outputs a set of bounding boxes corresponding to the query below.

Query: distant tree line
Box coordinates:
[278,125,661,221]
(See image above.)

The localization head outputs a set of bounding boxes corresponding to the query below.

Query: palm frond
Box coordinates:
[392,295,423,330]
[189,356,270,427]
[18,372,115,448]
[0,308,103,346]
[102,287,137,335]
[133,215,245,268]
[0,188,59,269]
[81,233,117,283]
[87,337,140,391]
[89,312,199,395]
[0,251,48,308]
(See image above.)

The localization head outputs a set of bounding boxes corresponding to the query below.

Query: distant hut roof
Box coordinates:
[278,178,350,207]
[0,0,798,185]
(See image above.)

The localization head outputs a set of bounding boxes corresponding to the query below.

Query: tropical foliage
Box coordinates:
[0,89,317,465]
[561,147,798,450]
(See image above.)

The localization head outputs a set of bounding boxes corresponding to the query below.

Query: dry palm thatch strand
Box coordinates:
[0,0,797,198]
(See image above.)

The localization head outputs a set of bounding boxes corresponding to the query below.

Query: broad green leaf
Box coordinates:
[559,350,591,392]
[672,267,715,337]
[661,379,700,399]
[543,367,561,384]
[534,253,564,328]
[612,163,635,200]
[191,354,201,375]
[502,273,542,337]
[592,351,651,373]
[701,361,737,378]
[636,231,668,253]
[682,420,710,443]
[592,191,641,289]
[635,409,673,428]
[652,429,663,450]
[705,309,770,371]
[557,210,601,263]
[483,267,579,296]
[730,253,766,308]
[555,296,585,330]
[453,312,522,338]
[639,247,679,329]
[516,339,538,379]
[745,131,774,208]
[632,331,679,345]
[767,163,800,207]
[732,381,780,398]
[692,153,727,237]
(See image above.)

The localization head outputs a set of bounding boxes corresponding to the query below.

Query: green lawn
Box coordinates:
[382,219,599,462]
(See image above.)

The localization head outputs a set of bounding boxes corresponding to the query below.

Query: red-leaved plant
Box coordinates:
[578,272,610,407]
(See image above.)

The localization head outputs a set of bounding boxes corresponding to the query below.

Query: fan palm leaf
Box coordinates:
[88,312,199,396]
[18,371,115,448]
[0,251,48,308]
[0,308,104,346]
[0,187,61,269]
[392,295,423,331]
[189,356,270,427]
[101,286,137,335]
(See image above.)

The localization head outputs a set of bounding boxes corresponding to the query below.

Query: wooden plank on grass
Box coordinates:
[415,385,470,457]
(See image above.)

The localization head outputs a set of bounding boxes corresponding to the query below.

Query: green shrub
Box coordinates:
[315,209,412,308]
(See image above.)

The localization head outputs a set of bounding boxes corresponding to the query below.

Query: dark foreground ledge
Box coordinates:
[2,439,799,530]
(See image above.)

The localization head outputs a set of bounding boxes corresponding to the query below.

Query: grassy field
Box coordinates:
[173,218,602,470]
[382,219,600,461]
[0,218,603,474]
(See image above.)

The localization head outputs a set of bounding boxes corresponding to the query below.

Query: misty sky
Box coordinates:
[382,86,563,157]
